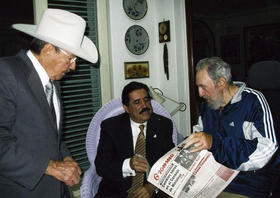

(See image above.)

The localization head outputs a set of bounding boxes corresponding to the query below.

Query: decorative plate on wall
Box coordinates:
[123,0,148,20]
[125,25,149,55]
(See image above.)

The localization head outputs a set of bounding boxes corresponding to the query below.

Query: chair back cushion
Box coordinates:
[247,60,280,141]
[248,60,280,90]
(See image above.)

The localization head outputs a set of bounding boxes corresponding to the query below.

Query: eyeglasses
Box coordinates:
[59,48,77,64]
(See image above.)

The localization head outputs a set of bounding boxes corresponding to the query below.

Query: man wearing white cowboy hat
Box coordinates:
[0,8,98,198]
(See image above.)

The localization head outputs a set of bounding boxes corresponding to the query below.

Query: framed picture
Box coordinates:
[159,20,170,43]
[220,34,240,64]
[124,61,149,79]
[244,23,280,75]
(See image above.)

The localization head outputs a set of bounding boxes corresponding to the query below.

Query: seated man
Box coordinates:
[185,57,278,198]
[95,81,174,198]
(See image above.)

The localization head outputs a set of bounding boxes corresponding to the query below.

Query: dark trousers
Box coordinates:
[62,183,71,198]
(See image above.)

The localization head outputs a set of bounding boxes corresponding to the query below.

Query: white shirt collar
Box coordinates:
[130,119,147,128]
[26,50,50,87]
[130,119,147,137]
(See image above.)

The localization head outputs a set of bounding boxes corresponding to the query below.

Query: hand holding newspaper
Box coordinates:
[147,139,239,198]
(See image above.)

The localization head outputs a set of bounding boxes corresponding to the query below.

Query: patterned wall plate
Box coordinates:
[125,25,149,55]
[123,0,148,20]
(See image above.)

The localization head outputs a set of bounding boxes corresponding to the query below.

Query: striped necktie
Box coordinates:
[128,124,146,196]
[45,80,57,124]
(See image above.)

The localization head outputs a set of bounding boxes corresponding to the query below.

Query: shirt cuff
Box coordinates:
[122,158,136,178]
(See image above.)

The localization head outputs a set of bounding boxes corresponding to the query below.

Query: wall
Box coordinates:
[105,0,190,139]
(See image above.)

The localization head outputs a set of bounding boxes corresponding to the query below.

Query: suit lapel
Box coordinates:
[18,51,58,132]
[119,114,134,157]
[146,114,155,139]
[146,114,160,145]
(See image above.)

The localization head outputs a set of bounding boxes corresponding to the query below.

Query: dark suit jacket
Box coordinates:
[95,112,175,197]
[0,50,71,198]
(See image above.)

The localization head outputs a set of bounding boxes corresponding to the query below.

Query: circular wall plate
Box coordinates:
[123,0,148,20]
[125,25,149,55]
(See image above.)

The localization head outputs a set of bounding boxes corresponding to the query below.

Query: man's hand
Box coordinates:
[131,183,155,198]
[184,132,212,152]
[130,155,148,173]
[45,156,82,186]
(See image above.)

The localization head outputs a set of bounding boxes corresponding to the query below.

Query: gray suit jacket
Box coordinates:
[0,50,71,198]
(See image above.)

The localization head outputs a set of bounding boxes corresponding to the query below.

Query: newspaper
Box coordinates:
[147,140,239,198]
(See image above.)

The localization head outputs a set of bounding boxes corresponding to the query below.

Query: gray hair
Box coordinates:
[196,57,232,85]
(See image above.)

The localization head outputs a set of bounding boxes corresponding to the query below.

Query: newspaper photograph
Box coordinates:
[147,140,239,198]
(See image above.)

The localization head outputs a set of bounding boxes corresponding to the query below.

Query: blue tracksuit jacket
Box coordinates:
[193,82,278,198]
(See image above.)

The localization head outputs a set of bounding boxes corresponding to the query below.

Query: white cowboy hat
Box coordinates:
[12,8,98,64]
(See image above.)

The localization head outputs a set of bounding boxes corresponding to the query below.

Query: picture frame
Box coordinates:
[159,20,170,43]
[244,23,280,75]
[124,61,149,79]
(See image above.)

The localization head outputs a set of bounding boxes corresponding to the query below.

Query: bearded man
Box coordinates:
[185,57,278,198]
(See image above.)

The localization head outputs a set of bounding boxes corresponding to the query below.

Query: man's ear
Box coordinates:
[45,43,53,51]
[123,105,129,114]
[41,43,55,56]
[217,77,226,88]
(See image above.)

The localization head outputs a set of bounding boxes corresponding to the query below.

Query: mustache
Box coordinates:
[139,107,151,114]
